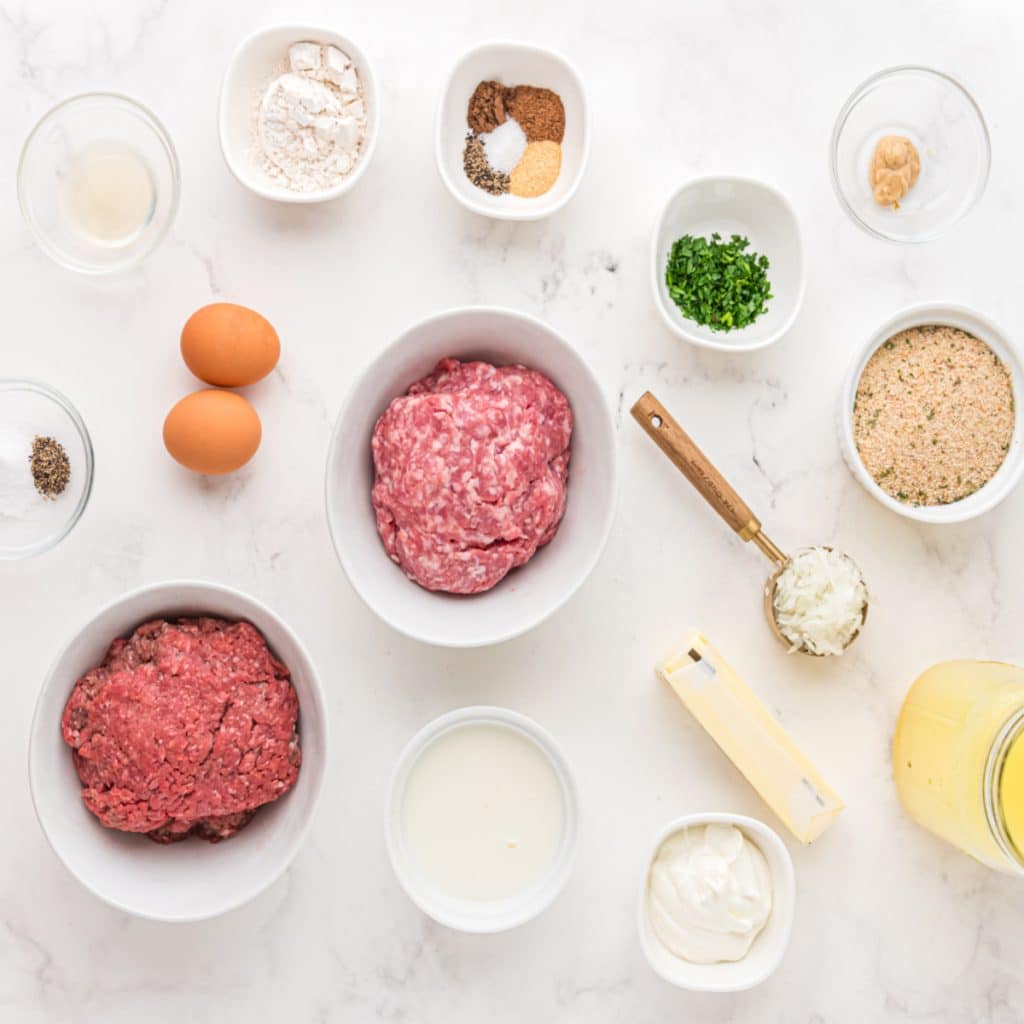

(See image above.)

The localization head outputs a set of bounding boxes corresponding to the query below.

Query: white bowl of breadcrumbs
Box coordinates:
[840,303,1024,524]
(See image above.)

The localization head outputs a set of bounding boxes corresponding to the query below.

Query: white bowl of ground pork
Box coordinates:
[325,307,618,647]
[28,580,329,922]
[840,303,1024,524]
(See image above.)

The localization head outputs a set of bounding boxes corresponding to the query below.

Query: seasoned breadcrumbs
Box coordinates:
[853,325,1015,506]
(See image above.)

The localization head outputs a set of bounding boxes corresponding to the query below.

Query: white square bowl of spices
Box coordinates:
[436,41,589,221]
[840,303,1024,523]
[219,24,378,203]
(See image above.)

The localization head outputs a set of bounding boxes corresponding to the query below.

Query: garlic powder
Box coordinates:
[772,547,867,657]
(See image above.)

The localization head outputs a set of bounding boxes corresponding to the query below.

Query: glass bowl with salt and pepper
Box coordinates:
[0,380,93,559]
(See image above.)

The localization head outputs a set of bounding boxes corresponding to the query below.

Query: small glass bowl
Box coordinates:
[0,380,94,559]
[18,93,180,274]
[830,66,990,243]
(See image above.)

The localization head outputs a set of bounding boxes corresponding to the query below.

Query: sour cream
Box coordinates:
[646,823,772,964]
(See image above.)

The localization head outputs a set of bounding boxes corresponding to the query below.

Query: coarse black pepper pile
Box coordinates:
[30,435,70,500]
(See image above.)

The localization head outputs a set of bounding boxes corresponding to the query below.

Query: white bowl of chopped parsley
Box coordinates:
[652,176,805,352]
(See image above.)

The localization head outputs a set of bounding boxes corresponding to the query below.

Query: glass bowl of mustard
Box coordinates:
[830,66,990,243]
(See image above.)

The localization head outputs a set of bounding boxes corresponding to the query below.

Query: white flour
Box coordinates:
[256,42,367,193]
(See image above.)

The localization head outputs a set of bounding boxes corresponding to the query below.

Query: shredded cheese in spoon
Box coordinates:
[772,547,867,657]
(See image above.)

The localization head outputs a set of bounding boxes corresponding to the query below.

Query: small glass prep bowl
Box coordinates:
[18,93,180,274]
[0,380,94,559]
[830,66,989,243]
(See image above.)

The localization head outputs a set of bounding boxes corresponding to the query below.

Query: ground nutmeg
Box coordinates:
[507,86,565,143]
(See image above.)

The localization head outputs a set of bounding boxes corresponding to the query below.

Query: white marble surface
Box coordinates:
[3,0,1024,1020]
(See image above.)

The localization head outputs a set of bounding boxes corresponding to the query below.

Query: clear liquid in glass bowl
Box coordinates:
[18,93,180,274]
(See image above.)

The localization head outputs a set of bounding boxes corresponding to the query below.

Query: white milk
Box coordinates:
[401,723,566,902]
[60,141,155,246]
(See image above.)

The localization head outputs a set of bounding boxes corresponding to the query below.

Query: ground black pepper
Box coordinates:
[463,134,509,195]
[30,435,70,499]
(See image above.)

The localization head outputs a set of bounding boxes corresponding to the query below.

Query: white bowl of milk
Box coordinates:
[387,706,580,933]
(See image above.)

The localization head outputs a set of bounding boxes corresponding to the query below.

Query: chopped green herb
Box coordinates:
[664,233,772,333]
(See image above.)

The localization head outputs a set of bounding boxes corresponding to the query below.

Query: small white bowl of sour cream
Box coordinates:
[638,812,795,992]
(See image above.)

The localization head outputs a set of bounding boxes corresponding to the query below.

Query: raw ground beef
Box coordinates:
[371,358,573,594]
[61,617,301,844]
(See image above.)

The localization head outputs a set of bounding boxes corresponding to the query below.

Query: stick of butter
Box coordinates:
[657,631,844,843]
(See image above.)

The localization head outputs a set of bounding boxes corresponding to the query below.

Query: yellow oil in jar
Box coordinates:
[893,660,1024,872]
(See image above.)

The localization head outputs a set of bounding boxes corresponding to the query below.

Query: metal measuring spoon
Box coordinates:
[632,392,867,657]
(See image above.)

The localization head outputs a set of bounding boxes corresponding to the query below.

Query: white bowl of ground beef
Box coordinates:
[325,307,618,647]
[840,303,1024,523]
[28,580,328,922]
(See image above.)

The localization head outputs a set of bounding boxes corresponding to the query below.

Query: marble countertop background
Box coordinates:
[3,0,1024,1020]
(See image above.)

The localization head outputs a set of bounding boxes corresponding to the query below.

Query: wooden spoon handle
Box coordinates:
[631,391,762,542]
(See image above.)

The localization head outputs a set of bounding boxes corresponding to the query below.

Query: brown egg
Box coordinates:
[181,303,280,387]
[163,389,262,474]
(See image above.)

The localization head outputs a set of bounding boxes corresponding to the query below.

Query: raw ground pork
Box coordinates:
[61,617,301,844]
[371,358,573,594]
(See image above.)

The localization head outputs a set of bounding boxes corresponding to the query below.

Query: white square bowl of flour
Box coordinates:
[219,24,379,203]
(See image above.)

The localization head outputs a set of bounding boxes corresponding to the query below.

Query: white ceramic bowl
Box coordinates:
[386,706,579,933]
[839,303,1024,524]
[219,24,378,203]
[652,177,805,352]
[436,41,589,221]
[638,813,795,992]
[830,66,990,244]
[28,580,329,922]
[324,307,617,648]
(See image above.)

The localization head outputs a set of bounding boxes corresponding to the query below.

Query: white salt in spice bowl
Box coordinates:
[436,41,590,221]
[839,303,1024,524]
[219,23,379,203]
